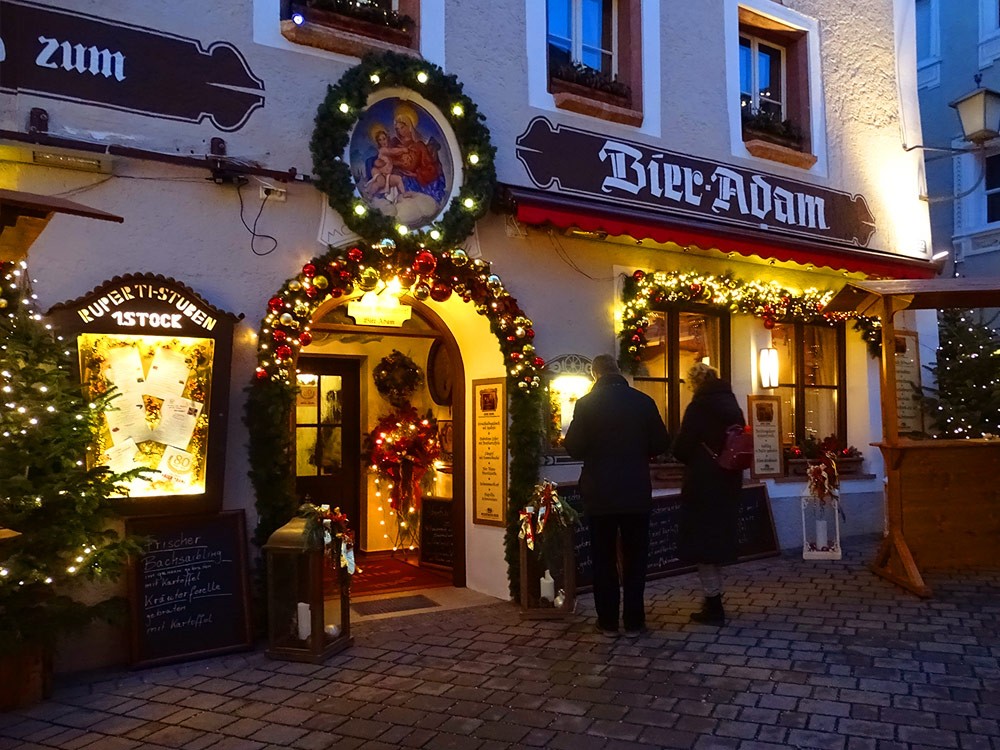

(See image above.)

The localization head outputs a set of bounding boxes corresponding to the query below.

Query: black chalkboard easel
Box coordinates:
[127,511,253,667]
[562,482,779,591]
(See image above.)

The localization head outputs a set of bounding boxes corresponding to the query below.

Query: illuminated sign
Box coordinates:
[347,293,412,327]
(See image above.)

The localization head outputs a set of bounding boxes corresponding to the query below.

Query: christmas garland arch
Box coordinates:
[246,53,543,597]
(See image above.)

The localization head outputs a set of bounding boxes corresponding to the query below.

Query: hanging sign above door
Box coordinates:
[515,117,876,248]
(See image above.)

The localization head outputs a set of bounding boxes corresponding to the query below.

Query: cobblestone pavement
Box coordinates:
[2,535,999,749]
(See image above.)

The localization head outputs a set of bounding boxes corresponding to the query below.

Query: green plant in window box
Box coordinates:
[549,61,632,104]
[300,0,414,31]
[741,107,804,150]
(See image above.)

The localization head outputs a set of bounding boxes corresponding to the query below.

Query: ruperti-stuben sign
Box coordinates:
[74,281,218,331]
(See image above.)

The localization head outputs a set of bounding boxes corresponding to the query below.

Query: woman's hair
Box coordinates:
[687,362,719,389]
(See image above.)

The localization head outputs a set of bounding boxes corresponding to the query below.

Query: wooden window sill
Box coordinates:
[280,17,419,59]
[552,90,643,127]
[743,138,818,170]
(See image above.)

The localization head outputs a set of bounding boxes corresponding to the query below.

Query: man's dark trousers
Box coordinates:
[589,512,651,631]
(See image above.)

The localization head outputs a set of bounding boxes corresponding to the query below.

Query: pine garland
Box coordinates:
[619,269,882,370]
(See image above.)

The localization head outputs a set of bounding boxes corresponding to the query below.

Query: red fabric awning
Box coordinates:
[505,186,938,280]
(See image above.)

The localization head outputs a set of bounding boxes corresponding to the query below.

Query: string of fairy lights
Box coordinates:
[0,260,107,589]
[618,269,883,367]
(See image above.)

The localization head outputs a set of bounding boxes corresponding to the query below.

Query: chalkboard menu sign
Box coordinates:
[421,497,454,568]
[127,511,253,667]
[563,483,779,590]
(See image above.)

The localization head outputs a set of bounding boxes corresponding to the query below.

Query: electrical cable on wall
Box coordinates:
[236,179,278,256]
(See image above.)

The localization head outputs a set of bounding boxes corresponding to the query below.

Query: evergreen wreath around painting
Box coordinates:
[311,51,497,251]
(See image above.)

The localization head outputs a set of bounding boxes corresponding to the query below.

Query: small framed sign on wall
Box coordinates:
[747,395,784,479]
[472,378,506,527]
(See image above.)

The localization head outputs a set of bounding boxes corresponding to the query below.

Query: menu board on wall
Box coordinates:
[894,330,924,435]
[472,379,506,527]
[127,511,253,667]
[747,395,783,478]
[46,274,240,516]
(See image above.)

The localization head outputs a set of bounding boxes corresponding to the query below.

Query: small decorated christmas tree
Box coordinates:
[918,309,1000,438]
[0,261,142,658]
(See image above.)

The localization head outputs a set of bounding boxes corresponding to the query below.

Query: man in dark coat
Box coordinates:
[672,362,746,626]
[565,354,670,637]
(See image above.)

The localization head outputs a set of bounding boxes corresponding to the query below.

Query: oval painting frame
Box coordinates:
[427,338,453,406]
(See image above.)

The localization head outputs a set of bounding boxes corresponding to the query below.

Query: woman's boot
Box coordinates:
[690,594,725,626]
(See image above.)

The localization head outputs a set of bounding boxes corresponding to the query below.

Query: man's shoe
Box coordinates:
[623,626,648,639]
[689,595,726,626]
[594,623,619,637]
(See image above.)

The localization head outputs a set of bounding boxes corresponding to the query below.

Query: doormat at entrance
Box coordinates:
[352,594,439,617]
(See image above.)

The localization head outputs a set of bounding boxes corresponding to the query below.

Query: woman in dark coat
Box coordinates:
[672,363,745,626]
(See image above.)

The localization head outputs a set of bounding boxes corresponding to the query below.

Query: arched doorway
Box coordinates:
[295,296,466,596]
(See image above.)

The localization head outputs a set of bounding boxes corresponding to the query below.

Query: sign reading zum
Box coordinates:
[515,117,876,248]
[0,0,264,131]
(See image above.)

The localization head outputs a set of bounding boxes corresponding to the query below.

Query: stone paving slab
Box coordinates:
[1,535,999,749]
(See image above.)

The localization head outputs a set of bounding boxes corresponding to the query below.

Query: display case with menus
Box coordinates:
[47,274,242,516]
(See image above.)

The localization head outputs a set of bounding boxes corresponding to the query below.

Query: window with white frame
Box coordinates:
[739,34,785,122]
[544,0,642,120]
[915,0,940,89]
[280,0,421,55]
[980,0,1000,67]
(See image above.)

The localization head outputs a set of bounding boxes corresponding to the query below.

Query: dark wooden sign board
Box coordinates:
[420,497,454,569]
[127,510,253,667]
[562,483,779,591]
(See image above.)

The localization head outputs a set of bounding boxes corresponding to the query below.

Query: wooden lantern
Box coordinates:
[264,517,352,662]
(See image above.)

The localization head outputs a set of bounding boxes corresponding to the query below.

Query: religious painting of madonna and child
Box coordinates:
[349,97,455,227]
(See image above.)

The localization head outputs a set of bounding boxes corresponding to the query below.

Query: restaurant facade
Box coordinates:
[0,0,938,672]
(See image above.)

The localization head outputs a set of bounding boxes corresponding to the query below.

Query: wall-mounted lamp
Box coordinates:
[759,346,779,389]
[950,81,1000,145]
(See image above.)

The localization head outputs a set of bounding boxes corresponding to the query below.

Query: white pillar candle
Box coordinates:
[539,570,555,602]
[816,519,828,550]
[296,602,311,641]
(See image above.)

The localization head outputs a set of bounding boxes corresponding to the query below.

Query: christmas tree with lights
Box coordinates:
[0,261,143,657]
[919,308,1000,438]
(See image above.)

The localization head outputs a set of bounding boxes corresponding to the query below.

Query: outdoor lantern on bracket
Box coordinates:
[950,78,1000,145]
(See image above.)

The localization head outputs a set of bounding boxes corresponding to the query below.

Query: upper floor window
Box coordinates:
[980,0,1000,67]
[281,0,421,57]
[729,2,823,172]
[544,0,642,126]
[740,34,784,122]
[915,0,941,89]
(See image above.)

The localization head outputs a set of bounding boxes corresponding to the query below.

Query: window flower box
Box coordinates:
[549,77,642,127]
[283,2,416,56]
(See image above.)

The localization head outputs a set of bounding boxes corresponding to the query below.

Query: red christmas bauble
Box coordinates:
[763,316,775,330]
[430,281,452,302]
[255,369,269,380]
[272,330,287,343]
[533,356,545,368]
[347,246,364,263]
[633,270,645,281]
[298,331,312,346]
[268,296,283,312]
[690,283,702,296]
[302,263,316,278]
[305,286,318,298]
[413,249,437,276]
[275,344,293,360]
[397,268,416,288]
